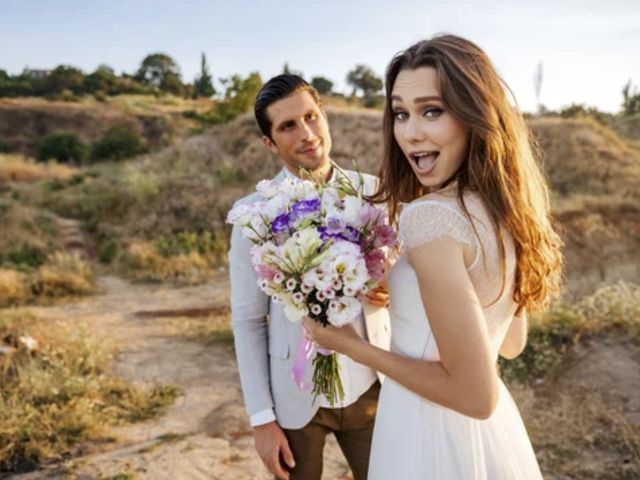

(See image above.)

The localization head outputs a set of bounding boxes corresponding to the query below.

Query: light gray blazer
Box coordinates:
[229,168,391,429]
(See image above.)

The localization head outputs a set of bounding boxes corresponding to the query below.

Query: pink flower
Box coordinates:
[358,203,382,227]
[255,264,278,280]
[373,225,397,248]
[365,248,386,282]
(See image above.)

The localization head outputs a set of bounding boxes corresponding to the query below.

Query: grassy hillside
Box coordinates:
[0,95,212,157]
[2,109,635,295]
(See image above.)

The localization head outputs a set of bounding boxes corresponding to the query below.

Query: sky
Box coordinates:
[1,0,639,113]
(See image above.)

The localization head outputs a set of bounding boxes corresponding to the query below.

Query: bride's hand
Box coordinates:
[365,281,389,308]
[301,317,363,354]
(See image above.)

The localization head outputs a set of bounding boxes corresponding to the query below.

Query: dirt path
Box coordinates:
[12,274,352,480]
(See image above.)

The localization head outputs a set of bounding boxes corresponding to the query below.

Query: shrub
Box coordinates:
[1,245,46,269]
[98,239,118,265]
[36,133,88,164]
[92,125,146,161]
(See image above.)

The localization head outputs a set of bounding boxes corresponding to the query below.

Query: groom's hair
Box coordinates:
[254,74,322,141]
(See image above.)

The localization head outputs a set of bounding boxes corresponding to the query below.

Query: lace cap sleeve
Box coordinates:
[399,200,478,252]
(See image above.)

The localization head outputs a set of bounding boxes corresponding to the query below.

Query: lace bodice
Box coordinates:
[388,192,518,360]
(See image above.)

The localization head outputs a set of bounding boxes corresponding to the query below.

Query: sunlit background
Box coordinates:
[2,0,639,112]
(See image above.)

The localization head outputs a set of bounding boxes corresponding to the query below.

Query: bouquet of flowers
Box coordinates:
[226,162,396,405]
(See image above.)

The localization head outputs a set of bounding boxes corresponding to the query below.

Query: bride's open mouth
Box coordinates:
[410,151,439,174]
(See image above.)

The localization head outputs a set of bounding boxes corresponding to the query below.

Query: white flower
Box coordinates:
[256,179,280,198]
[227,203,255,225]
[324,287,336,299]
[274,272,285,283]
[283,302,309,322]
[242,214,268,242]
[292,292,304,303]
[286,278,297,291]
[303,266,333,291]
[294,228,322,256]
[327,296,361,327]
[324,241,368,292]
[343,285,356,297]
[342,195,364,227]
[264,194,289,219]
[321,187,340,212]
[281,236,305,270]
[311,304,322,315]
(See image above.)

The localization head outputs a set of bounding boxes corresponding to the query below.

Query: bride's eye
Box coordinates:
[393,110,408,121]
[424,108,443,118]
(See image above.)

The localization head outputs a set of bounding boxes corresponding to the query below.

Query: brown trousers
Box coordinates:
[281,381,380,480]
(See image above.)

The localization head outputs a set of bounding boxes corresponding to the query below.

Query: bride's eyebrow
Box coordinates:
[390,95,442,105]
[413,96,442,103]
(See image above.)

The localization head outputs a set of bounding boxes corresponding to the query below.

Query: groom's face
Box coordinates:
[262,90,332,177]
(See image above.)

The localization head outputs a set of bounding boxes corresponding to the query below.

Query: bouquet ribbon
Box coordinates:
[293,332,332,392]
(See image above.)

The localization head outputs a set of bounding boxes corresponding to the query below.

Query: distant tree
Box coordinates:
[346,64,382,99]
[135,53,184,95]
[533,61,543,114]
[195,72,263,124]
[85,65,117,95]
[311,76,333,95]
[282,62,304,78]
[44,65,85,96]
[559,103,611,126]
[622,80,640,116]
[0,69,8,81]
[220,72,263,112]
[193,52,216,98]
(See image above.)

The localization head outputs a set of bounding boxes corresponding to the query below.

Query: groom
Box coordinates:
[228,74,390,480]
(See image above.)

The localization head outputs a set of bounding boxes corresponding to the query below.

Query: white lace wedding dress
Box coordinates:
[368,193,543,479]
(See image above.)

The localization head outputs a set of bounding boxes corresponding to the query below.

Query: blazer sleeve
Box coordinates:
[229,218,274,417]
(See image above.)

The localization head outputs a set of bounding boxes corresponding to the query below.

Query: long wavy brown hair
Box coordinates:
[370,34,563,313]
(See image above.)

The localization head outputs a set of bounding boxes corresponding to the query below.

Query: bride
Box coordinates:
[303,34,563,479]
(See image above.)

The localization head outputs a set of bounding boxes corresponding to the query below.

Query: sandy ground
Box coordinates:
[11,274,352,480]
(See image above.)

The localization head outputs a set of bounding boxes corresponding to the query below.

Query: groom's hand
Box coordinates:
[365,280,389,308]
[253,421,295,479]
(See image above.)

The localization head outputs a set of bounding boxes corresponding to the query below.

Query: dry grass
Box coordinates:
[513,384,640,479]
[500,281,640,384]
[0,309,180,474]
[0,154,77,183]
[0,252,96,308]
[118,241,223,285]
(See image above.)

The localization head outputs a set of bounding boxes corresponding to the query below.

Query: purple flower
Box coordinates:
[271,212,291,234]
[291,198,321,217]
[326,215,346,234]
[340,226,360,243]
